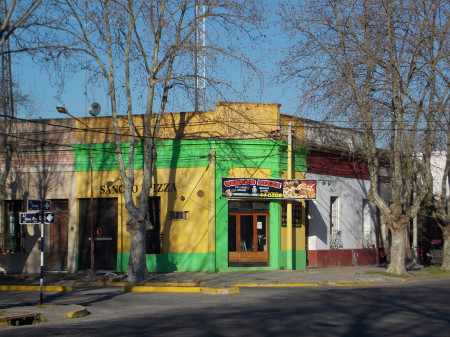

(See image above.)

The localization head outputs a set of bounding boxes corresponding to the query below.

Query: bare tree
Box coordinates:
[49,0,263,281]
[280,0,449,274]
[0,0,42,201]
[0,0,42,50]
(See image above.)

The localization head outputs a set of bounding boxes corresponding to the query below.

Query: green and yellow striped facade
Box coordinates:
[72,103,308,273]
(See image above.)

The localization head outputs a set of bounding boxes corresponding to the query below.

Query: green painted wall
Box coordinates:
[73,139,307,273]
[279,250,307,270]
[119,252,214,273]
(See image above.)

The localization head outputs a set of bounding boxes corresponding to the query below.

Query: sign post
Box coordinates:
[39,210,45,305]
[20,199,53,305]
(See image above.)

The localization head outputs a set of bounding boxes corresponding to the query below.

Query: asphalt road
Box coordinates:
[1,279,450,337]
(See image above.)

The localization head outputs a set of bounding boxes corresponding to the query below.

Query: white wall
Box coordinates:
[306,173,376,250]
[431,151,449,196]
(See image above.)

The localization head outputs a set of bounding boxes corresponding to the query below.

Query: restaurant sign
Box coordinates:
[222,178,316,199]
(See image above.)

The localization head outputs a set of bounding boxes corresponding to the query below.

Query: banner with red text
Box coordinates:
[222,178,316,199]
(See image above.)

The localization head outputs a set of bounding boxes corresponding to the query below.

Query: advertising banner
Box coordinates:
[222,178,316,199]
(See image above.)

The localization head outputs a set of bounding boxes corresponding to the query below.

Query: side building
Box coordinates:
[303,120,378,267]
[0,103,378,274]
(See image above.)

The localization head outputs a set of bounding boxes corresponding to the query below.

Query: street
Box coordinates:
[1,279,450,337]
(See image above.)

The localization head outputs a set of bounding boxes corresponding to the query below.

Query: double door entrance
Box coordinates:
[78,198,117,270]
[228,212,269,265]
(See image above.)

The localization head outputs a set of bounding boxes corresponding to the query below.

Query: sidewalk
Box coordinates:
[0,265,403,288]
[0,264,446,327]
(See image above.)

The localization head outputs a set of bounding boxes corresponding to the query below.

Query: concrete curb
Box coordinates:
[232,282,320,287]
[122,285,204,293]
[76,281,202,287]
[122,285,240,294]
[66,304,89,318]
[232,280,405,287]
[202,287,240,295]
[0,285,73,292]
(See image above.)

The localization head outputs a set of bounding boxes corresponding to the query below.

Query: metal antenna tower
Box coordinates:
[194,1,206,112]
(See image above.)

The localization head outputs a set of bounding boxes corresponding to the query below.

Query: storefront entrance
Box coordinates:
[228,201,269,266]
[78,198,118,270]
[228,213,269,264]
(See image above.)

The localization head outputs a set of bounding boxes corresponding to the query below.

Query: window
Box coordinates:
[0,201,24,253]
[229,201,269,213]
[330,196,339,233]
[281,201,303,227]
[146,197,161,254]
[171,211,188,221]
[362,199,371,233]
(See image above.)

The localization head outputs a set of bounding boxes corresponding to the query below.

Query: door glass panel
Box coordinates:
[240,215,254,252]
[257,215,267,252]
[228,215,236,252]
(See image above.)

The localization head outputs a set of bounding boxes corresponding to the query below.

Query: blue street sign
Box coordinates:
[27,199,51,211]
[28,200,41,211]
[44,212,55,224]
[20,212,40,224]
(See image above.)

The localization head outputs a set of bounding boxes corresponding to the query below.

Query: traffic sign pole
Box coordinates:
[40,217,44,305]
[20,199,54,304]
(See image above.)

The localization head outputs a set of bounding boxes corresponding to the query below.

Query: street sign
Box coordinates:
[19,211,55,224]
[23,199,52,306]
[19,212,40,224]
[44,212,55,224]
[28,200,41,211]
[28,199,51,211]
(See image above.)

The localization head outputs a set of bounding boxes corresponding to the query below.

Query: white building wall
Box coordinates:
[431,151,449,196]
[306,173,376,251]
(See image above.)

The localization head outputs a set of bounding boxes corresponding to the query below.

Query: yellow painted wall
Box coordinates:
[228,167,271,179]
[72,102,282,145]
[76,165,212,255]
[280,197,306,252]
[281,226,306,251]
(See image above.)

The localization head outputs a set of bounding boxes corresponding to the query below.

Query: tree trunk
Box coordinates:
[126,218,148,282]
[441,225,450,271]
[387,226,408,275]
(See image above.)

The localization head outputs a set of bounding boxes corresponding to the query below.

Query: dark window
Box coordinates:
[0,200,24,253]
[146,197,161,254]
[282,201,303,227]
[51,200,69,211]
[229,201,269,213]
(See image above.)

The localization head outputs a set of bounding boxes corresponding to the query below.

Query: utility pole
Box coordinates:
[286,122,293,270]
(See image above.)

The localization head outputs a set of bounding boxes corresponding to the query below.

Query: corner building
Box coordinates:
[0,102,378,274]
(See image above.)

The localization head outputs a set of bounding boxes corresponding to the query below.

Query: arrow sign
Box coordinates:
[28,199,51,211]
[20,212,40,224]
[44,212,55,224]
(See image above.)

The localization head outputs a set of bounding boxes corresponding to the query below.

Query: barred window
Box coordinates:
[0,201,25,253]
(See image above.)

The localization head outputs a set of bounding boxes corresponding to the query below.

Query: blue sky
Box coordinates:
[12,1,300,121]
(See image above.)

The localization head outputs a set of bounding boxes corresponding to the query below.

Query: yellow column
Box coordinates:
[286,122,293,270]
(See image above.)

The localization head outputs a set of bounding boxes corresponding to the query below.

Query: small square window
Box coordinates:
[171,211,187,221]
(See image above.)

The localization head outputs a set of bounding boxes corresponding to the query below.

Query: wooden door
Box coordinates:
[45,200,69,271]
[228,212,269,264]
